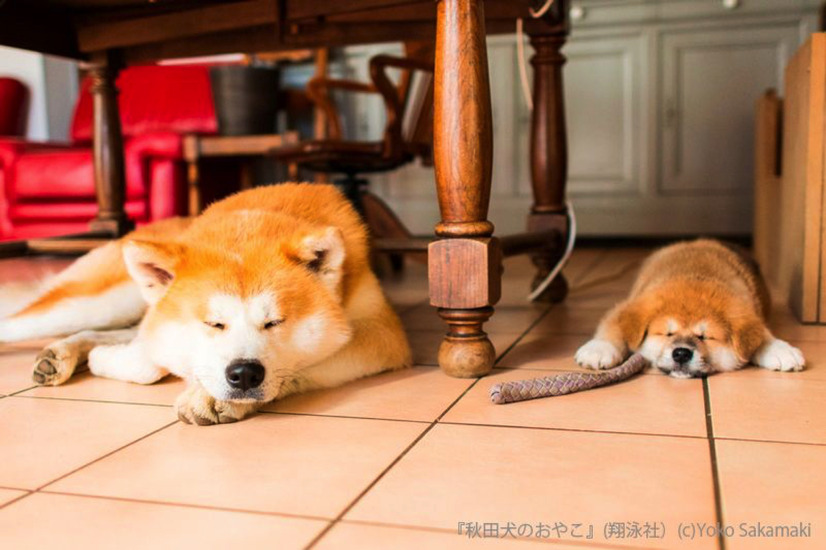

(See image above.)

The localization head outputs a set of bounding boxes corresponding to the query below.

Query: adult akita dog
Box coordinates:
[0,183,411,425]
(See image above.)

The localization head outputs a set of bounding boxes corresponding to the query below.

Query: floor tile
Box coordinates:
[262,366,472,422]
[407,331,523,367]
[717,440,826,549]
[495,332,664,375]
[444,368,706,437]
[709,376,826,445]
[0,350,38,396]
[0,488,27,507]
[49,414,426,519]
[495,333,589,369]
[728,340,826,381]
[346,423,717,548]
[496,253,603,307]
[0,397,174,489]
[769,318,826,343]
[527,305,605,335]
[318,522,603,549]
[0,492,326,550]
[563,285,628,310]
[20,370,187,406]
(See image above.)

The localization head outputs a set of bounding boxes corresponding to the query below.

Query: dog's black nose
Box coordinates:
[672,347,693,365]
[225,360,265,391]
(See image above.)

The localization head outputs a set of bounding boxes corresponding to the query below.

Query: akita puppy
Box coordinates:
[575,239,804,378]
[0,183,411,425]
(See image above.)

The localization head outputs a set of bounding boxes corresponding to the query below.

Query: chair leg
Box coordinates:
[333,175,368,217]
[526,12,570,303]
[429,0,500,378]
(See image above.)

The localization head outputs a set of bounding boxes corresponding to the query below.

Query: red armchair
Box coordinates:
[0,77,28,137]
[0,65,217,240]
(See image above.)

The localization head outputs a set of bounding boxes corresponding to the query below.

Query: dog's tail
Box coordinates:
[0,241,146,343]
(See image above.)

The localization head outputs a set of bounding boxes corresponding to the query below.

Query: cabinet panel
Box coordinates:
[660,25,800,195]
[564,33,645,195]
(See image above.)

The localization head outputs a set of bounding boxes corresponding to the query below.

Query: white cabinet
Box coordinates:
[343,0,820,236]
[659,25,801,196]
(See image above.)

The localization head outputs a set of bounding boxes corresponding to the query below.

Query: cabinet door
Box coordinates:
[561,32,646,196]
[660,24,800,196]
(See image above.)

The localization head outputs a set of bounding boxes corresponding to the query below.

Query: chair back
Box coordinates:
[71,64,218,143]
[398,42,434,164]
[0,77,29,137]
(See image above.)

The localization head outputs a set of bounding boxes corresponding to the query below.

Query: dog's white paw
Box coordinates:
[174,385,258,426]
[575,339,624,370]
[32,342,82,386]
[752,339,805,372]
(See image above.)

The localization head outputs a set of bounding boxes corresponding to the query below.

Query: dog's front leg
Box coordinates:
[751,333,805,372]
[174,383,261,426]
[33,328,138,386]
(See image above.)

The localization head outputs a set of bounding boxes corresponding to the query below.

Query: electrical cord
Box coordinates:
[516,0,577,302]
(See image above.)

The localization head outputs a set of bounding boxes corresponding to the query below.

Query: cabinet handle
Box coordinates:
[722,0,740,9]
[665,100,679,128]
[570,5,586,21]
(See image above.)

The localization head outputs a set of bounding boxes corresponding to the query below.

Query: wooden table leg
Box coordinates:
[526,4,570,302]
[86,51,134,237]
[428,0,500,378]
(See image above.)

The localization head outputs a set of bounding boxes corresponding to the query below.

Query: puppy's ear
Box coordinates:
[616,301,654,350]
[292,227,346,296]
[731,315,767,363]
[122,240,185,305]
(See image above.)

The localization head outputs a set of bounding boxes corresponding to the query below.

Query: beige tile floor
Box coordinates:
[0,248,823,549]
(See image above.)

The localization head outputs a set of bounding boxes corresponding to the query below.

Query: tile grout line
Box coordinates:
[33,420,180,492]
[301,411,452,548]
[0,490,35,512]
[703,377,726,550]
[437,420,708,441]
[336,517,633,548]
[36,490,332,523]
[10,394,173,408]
[304,286,564,549]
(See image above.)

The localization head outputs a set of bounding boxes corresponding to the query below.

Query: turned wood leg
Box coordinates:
[87,51,133,236]
[526,8,570,303]
[429,0,500,378]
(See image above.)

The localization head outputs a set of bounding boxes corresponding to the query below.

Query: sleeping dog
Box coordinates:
[0,183,411,424]
[575,240,804,378]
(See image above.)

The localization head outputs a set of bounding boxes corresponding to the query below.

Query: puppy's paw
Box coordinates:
[32,342,82,386]
[752,339,805,372]
[575,339,624,370]
[174,386,258,426]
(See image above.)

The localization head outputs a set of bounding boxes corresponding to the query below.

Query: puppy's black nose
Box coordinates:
[225,360,265,391]
[672,347,693,365]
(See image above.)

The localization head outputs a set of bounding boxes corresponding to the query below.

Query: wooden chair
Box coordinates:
[272,42,435,251]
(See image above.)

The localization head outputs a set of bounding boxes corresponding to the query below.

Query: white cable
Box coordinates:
[516,18,534,110]
[516,0,575,302]
[528,200,577,302]
[529,0,556,18]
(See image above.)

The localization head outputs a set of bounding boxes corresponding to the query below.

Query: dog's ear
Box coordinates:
[616,300,655,350]
[731,315,767,363]
[123,240,185,305]
[293,227,346,296]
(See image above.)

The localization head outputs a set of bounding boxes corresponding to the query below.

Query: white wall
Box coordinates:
[0,46,78,141]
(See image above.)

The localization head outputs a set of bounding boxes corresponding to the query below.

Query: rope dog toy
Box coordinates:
[489,354,648,404]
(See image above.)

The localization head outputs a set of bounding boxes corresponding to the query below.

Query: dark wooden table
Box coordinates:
[0,0,571,378]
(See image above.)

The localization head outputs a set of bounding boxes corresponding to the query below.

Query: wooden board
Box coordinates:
[753,90,782,286]
[777,34,825,322]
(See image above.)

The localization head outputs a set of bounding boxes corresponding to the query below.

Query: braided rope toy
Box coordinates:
[489,354,648,404]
